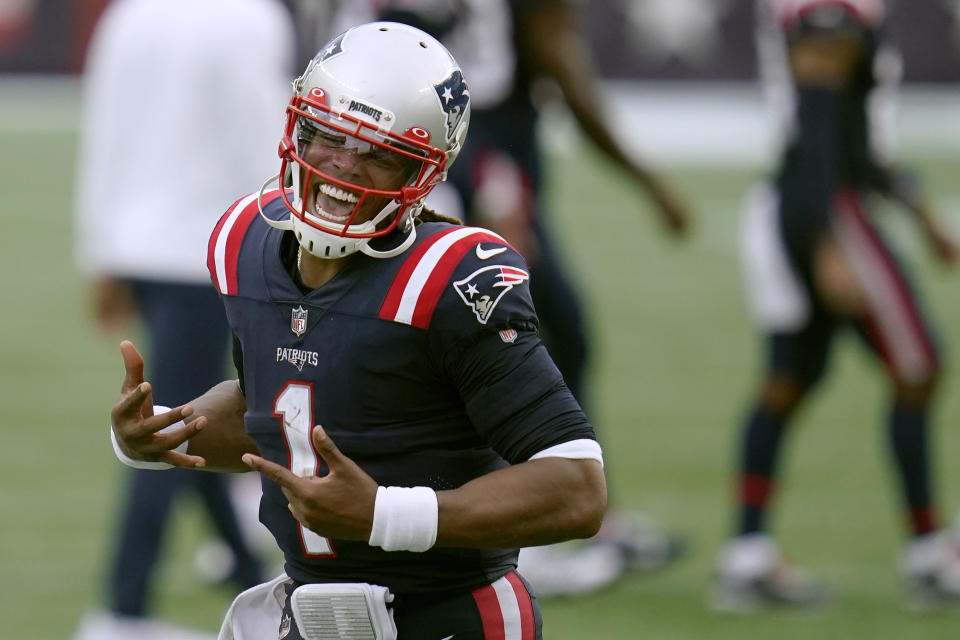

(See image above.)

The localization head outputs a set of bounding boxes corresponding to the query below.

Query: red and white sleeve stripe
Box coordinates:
[207,189,283,295]
[379,227,507,329]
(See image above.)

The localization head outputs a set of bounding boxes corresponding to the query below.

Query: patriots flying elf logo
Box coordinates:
[295,34,345,92]
[453,265,529,325]
[318,33,345,62]
[434,70,469,143]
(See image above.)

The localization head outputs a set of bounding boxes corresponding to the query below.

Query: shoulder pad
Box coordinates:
[207,188,286,295]
[378,225,521,329]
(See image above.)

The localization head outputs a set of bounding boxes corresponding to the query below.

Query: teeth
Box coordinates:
[312,183,361,223]
[319,183,359,204]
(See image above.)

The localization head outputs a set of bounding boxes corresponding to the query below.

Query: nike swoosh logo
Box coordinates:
[439,636,455,640]
[476,244,507,260]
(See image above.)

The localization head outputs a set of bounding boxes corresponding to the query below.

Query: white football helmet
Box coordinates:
[260,21,470,259]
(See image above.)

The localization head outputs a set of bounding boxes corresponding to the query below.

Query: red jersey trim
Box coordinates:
[471,571,536,639]
[472,581,506,640]
[504,571,536,639]
[208,189,285,295]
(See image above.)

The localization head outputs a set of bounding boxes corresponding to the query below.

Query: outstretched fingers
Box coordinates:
[160,448,207,469]
[117,340,156,418]
[111,382,152,433]
[243,453,303,491]
[153,411,206,459]
[119,340,145,394]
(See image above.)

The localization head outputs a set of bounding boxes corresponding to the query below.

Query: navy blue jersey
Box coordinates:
[772,20,895,281]
[206,189,595,595]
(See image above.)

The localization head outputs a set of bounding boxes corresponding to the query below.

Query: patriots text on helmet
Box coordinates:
[348,100,383,122]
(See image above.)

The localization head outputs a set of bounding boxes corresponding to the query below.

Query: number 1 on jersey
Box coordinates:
[274,382,334,556]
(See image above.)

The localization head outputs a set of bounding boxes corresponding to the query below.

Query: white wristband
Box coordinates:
[110,405,189,471]
[368,486,439,552]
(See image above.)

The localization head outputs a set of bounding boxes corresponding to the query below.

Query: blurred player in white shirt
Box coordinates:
[72,1,295,638]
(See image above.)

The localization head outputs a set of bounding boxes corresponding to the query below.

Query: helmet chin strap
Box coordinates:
[360,218,417,259]
[356,200,420,258]
[258,173,293,231]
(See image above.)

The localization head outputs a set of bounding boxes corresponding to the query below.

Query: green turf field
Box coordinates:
[2,83,959,639]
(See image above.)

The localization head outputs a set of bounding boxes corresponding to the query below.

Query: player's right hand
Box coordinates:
[658,195,690,237]
[242,425,379,541]
[90,277,136,334]
[110,340,207,468]
[637,172,691,238]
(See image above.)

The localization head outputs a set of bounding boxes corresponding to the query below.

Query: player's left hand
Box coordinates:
[242,425,379,541]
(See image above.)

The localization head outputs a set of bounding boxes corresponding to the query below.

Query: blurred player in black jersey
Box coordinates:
[326,0,690,596]
[109,22,606,640]
[711,0,960,612]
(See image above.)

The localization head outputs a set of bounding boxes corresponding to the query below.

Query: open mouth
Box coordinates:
[312,182,360,223]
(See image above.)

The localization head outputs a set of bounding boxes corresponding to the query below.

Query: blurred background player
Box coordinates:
[324,0,692,597]
[71,0,295,637]
[712,0,960,611]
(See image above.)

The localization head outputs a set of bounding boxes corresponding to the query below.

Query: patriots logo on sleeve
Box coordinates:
[453,265,530,325]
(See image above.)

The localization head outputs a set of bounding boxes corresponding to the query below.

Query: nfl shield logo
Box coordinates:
[291,306,308,337]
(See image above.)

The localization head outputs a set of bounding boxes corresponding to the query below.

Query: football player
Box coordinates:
[326,0,690,597]
[109,22,606,640]
[712,0,960,611]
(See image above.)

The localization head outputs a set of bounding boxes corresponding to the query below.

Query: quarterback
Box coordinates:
[109,21,606,640]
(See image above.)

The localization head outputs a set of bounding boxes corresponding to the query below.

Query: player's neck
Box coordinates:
[297,246,349,289]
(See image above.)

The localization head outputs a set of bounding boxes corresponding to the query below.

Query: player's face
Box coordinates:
[297,120,420,226]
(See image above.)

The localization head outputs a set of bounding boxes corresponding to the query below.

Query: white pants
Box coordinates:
[218,573,289,640]
[739,182,810,332]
